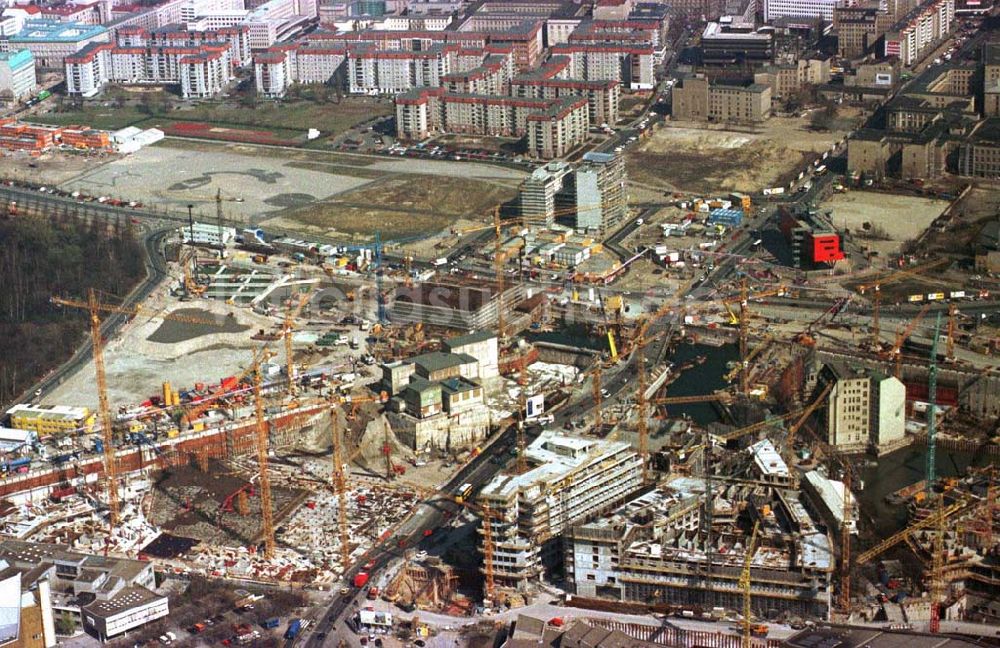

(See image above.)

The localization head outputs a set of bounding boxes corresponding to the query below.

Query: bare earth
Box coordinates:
[627,112,857,194]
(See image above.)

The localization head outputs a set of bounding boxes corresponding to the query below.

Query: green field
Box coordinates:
[33,97,392,140]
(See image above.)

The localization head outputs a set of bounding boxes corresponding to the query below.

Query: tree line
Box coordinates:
[0,213,146,407]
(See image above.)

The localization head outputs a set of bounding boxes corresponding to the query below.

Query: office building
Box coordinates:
[180,222,237,247]
[8,20,110,69]
[574,151,627,233]
[672,73,772,123]
[0,49,35,100]
[518,162,573,228]
[700,21,773,66]
[834,5,895,59]
[754,57,829,100]
[479,431,643,591]
[816,363,906,454]
[764,0,843,22]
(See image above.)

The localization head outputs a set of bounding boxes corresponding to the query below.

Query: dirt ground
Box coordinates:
[272,174,519,240]
[148,460,306,546]
[627,111,858,194]
[819,190,950,259]
[926,185,1000,259]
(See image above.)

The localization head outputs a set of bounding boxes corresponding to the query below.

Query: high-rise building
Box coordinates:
[478,431,643,590]
[574,151,627,233]
[518,162,572,228]
[817,363,906,454]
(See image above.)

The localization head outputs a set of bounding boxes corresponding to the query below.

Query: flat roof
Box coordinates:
[12,20,108,43]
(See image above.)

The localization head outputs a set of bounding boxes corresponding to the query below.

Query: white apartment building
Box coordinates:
[254,48,289,95]
[763,0,843,21]
[884,0,954,65]
[64,42,110,96]
[478,431,643,590]
[550,42,654,90]
[348,46,451,94]
[180,47,230,97]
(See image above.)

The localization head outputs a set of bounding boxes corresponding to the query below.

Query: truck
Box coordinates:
[261,617,280,629]
[353,572,370,588]
[284,619,303,640]
[366,587,379,600]
[432,257,448,267]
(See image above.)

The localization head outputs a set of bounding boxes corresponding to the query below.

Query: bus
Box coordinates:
[456,483,473,504]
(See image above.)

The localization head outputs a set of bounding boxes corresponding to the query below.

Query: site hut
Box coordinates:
[6,405,93,438]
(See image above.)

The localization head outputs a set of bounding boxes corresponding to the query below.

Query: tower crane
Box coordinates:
[926,314,942,497]
[782,381,834,471]
[398,483,501,603]
[49,292,239,526]
[331,409,351,570]
[252,361,277,559]
[741,520,761,648]
[516,362,529,475]
[888,303,931,378]
[723,280,786,395]
[282,287,315,398]
[855,258,947,349]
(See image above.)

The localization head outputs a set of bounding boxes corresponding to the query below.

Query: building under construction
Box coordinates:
[564,463,835,618]
[478,431,643,591]
[392,280,527,331]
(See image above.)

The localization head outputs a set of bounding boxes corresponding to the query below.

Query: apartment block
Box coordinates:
[753,57,830,100]
[347,44,452,94]
[883,0,955,66]
[511,70,620,126]
[564,477,833,617]
[479,431,643,591]
[574,151,627,233]
[672,73,772,123]
[180,47,231,98]
[395,88,589,158]
[550,42,654,90]
[816,363,906,454]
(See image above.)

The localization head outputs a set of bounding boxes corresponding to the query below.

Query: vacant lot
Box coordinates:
[628,112,857,194]
[820,190,949,258]
[272,174,519,239]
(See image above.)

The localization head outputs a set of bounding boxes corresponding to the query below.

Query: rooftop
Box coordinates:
[480,430,632,499]
[11,20,107,43]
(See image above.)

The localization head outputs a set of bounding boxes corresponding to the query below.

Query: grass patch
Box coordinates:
[33,98,391,140]
[277,175,517,239]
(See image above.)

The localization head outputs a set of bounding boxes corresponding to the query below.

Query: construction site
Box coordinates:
[0,139,998,647]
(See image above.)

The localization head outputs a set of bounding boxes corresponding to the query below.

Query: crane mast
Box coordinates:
[741,521,760,648]
[926,314,942,496]
[331,409,351,569]
[88,289,120,527]
[252,367,276,559]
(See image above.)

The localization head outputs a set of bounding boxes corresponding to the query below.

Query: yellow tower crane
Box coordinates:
[855,258,947,349]
[50,292,237,527]
[283,287,315,398]
[331,408,351,570]
[252,364,277,559]
[741,520,761,648]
